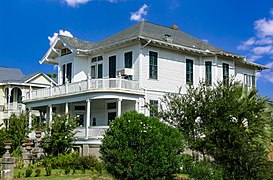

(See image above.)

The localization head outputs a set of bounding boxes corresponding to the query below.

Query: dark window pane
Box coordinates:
[91,57,97,62]
[186,59,193,84]
[205,61,212,86]
[67,63,72,83]
[125,51,133,68]
[62,64,66,84]
[107,102,116,109]
[98,64,103,79]
[75,106,85,111]
[223,63,229,85]
[98,56,103,61]
[149,51,158,79]
[109,56,116,78]
[150,100,158,117]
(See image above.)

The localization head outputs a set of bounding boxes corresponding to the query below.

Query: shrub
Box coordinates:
[25,168,33,177]
[180,154,194,174]
[64,167,70,175]
[189,161,223,180]
[100,111,185,179]
[35,168,41,177]
[45,164,52,176]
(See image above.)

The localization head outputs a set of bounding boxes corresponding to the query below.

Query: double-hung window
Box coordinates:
[223,63,229,85]
[149,51,158,79]
[205,61,212,86]
[186,59,193,84]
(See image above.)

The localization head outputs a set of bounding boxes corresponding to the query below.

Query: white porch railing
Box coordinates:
[75,126,109,139]
[26,78,139,100]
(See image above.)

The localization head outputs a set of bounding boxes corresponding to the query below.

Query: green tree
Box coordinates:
[43,114,77,156]
[0,123,7,156]
[159,80,273,179]
[100,111,185,179]
[6,113,29,154]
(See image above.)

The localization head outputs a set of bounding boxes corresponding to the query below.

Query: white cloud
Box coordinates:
[254,18,273,38]
[130,4,148,22]
[247,55,263,62]
[202,39,209,43]
[48,30,74,46]
[255,37,273,45]
[237,37,256,50]
[64,0,90,7]
[252,45,273,55]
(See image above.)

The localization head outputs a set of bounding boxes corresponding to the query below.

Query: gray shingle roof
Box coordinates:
[0,67,25,83]
[0,67,56,84]
[58,21,237,55]
[59,35,95,50]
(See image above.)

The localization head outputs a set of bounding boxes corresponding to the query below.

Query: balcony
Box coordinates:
[75,126,109,139]
[25,78,140,101]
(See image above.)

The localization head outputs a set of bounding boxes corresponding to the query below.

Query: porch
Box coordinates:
[25,78,140,101]
[28,97,141,140]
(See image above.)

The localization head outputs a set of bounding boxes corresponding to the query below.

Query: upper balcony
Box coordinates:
[25,78,141,101]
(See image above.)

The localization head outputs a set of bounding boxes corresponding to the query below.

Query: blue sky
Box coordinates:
[0,0,272,98]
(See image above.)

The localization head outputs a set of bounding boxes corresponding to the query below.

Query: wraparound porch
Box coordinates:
[26,94,144,140]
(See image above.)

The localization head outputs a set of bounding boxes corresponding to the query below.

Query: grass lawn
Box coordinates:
[13,168,113,180]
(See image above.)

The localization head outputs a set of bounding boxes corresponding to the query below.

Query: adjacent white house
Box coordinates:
[0,66,57,126]
[24,21,267,156]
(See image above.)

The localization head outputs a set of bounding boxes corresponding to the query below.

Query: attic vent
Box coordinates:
[163,34,173,43]
[170,24,179,30]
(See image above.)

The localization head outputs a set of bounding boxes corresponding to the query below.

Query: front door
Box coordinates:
[108,112,116,125]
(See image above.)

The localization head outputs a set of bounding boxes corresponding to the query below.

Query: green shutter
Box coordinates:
[205,61,212,85]
[186,59,193,84]
[109,56,116,78]
[125,51,133,68]
[149,51,158,79]
[98,64,103,79]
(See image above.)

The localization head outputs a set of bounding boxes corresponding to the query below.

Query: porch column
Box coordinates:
[7,86,11,117]
[48,105,52,129]
[117,98,122,117]
[85,99,91,139]
[28,107,32,129]
[65,102,69,114]
[135,100,139,112]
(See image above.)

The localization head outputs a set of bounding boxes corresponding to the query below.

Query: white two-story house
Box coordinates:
[24,21,267,156]
[0,66,57,126]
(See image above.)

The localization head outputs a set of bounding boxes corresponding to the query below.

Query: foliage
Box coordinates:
[42,114,77,156]
[180,154,194,174]
[40,152,100,171]
[100,111,185,179]
[0,123,7,156]
[35,168,42,177]
[5,113,29,154]
[159,80,273,179]
[45,164,52,176]
[64,167,71,175]
[25,168,33,177]
[189,161,223,180]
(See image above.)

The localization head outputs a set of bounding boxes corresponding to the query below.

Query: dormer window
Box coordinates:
[61,48,72,56]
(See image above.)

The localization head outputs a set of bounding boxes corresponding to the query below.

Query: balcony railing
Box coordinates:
[75,126,109,139]
[26,78,140,101]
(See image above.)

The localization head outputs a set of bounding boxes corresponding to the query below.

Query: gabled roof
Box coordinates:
[0,66,25,83]
[0,67,56,86]
[41,21,267,70]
